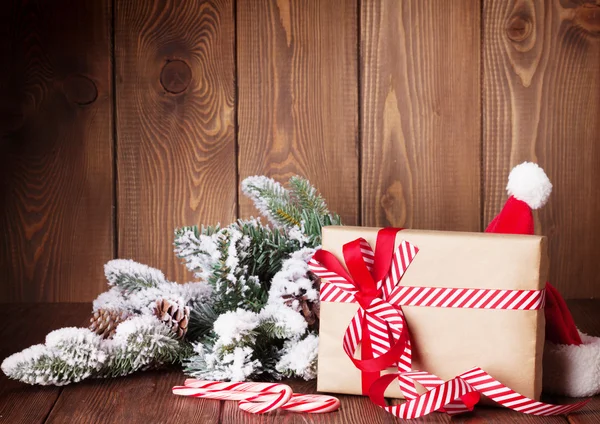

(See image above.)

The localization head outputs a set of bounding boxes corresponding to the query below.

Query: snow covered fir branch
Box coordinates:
[2,175,340,385]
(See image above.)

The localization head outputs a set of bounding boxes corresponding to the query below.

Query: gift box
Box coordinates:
[315,226,548,401]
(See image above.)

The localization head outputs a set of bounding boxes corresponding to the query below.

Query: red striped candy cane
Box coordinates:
[173,380,340,414]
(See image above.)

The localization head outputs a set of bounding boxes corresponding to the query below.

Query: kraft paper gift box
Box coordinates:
[316,226,548,400]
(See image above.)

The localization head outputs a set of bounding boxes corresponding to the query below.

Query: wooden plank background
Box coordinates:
[1,0,599,301]
[0,0,113,301]
[115,0,237,283]
[237,0,359,225]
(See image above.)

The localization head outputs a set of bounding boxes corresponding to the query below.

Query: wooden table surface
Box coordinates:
[0,301,598,424]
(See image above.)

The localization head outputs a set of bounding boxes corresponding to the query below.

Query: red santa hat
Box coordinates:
[485,162,600,398]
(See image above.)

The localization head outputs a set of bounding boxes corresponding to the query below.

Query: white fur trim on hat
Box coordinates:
[543,331,600,397]
[507,162,552,210]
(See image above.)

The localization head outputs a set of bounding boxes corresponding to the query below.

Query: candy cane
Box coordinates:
[173,379,340,414]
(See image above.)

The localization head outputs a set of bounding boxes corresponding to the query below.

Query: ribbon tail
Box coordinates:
[459,367,589,416]
[369,368,589,419]
[369,373,475,419]
[359,313,380,395]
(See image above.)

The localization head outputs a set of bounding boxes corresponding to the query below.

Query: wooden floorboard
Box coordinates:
[0,302,598,423]
[45,370,220,424]
[0,304,90,424]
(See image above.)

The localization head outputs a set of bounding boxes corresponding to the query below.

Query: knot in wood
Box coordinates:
[160,60,192,94]
[574,4,600,35]
[506,15,532,42]
[63,75,98,105]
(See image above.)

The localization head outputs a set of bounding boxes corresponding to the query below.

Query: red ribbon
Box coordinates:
[312,228,406,393]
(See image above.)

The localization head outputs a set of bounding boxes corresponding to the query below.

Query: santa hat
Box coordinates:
[485,162,600,398]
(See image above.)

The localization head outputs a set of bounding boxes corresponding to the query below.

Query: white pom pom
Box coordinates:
[506,162,552,209]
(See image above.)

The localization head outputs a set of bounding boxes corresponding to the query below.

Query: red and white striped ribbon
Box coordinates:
[313,238,546,311]
[387,286,545,310]
[310,239,420,398]
[372,367,588,419]
[173,379,340,414]
[311,240,416,398]
[310,239,419,304]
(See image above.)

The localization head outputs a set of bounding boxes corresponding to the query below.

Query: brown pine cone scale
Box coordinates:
[154,299,190,339]
[89,309,130,339]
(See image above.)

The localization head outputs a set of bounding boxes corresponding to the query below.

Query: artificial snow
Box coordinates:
[261,303,307,339]
[174,228,221,280]
[93,287,131,312]
[268,247,318,306]
[212,308,261,346]
[193,344,261,382]
[45,327,103,349]
[276,334,319,380]
[241,176,289,228]
[111,315,169,344]
[105,259,166,287]
[288,224,309,246]
[1,344,49,376]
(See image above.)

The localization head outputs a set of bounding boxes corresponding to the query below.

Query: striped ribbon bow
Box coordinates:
[309,228,418,395]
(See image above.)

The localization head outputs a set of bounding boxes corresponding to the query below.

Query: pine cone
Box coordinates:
[282,271,321,330]
[89,309,130,339]
[154,299,190,339]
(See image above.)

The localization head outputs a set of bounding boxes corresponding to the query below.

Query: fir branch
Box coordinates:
[102,316,182,378]
[1,329,106,386]
[253,320,291,340]
[174,225,221,280]
[276,334,319,380]
[289,175,329,217]
[241,174,342,245]
[236,220,299,283]
[175,219,300,315]
[187,302,219,341]
[258,303,308,340]
[274,207,301,227]
[104,259,167,293]
[241,176,292,228]
[298,209,342,246]
[183,342,263,382]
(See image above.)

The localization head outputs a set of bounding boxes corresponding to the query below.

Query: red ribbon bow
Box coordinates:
[310,228,417,394]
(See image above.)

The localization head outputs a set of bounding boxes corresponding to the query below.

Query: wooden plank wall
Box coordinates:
[360,0,481,231]
[483,0,600,299]
[115,0,237,283]
[1,0,599,302]
[237,0,359,225]
[0,0,113,301]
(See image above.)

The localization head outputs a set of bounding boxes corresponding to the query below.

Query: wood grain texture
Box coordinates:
[45,370,220,424]
[0,303,90,424]
[116,0,237,282]
[360,0,481,231]
[237,0,359,225]
[3,303,600,423]
[220,379,570,423]
[0,0,113,301]
[220,379,403,424]
[483,0,600,298]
